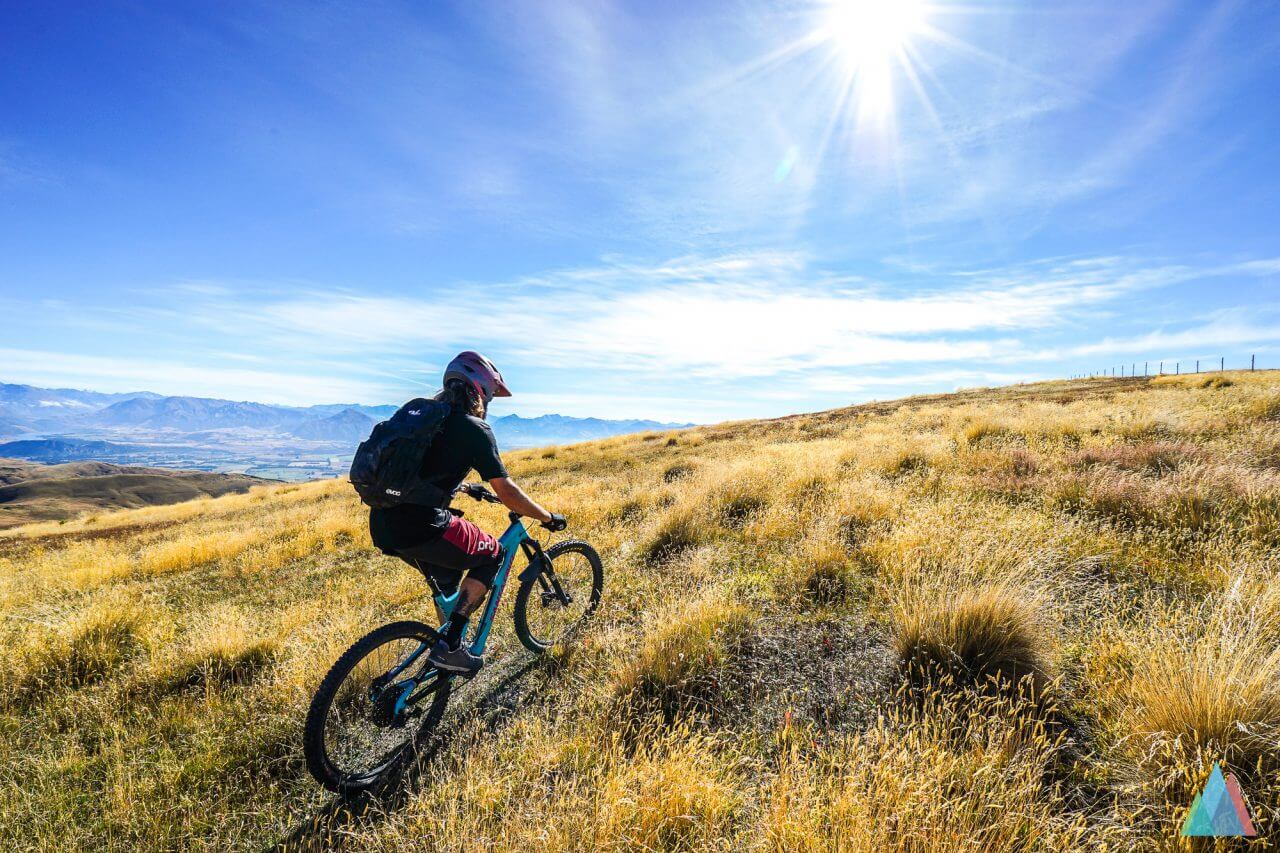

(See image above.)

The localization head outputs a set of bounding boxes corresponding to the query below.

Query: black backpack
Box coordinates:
[349,398,452,508]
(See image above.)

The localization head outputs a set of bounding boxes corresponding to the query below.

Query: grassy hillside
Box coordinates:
[2,373,1279,850]
[0,459,266,529]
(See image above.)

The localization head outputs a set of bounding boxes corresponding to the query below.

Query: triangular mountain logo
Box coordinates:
[1181,762,1256,837]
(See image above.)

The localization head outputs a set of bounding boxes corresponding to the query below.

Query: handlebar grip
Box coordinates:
[457,483,502,503]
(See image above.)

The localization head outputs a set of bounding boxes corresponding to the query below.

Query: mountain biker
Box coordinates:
[368,351,565,674]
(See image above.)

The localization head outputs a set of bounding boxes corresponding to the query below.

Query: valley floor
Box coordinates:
[2,373,1279,850]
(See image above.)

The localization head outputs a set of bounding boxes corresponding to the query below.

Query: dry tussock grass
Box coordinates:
[787,532,860,607]
[3,372,1280,849]
[1083,583,1280,834]
[152,608,280,695]
[3,594,146,708]
[892,579,1055,695]
[613,594,753,721]
[763,690,1113,851]
[358,719,743,852]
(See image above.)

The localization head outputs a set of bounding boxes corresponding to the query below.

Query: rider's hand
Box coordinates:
[541,513,567,532]
[459,483,494,502]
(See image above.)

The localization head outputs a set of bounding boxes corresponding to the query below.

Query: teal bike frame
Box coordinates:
[378,511,542,720]
[432,512,535,654]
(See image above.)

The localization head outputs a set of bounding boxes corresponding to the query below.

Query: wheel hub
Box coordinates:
[369,680,412,728]
[540,588,575,608]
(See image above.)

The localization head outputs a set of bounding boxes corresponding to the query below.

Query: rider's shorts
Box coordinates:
[393,514,504,593]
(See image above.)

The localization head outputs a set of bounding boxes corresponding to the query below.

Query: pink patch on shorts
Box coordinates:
[442,515,500,557]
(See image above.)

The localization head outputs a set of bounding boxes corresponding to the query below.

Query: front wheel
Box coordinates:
[513,539,603,654]
[304,620,453,794]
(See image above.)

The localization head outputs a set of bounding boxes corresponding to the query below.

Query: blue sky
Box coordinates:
[2,0,1278,422]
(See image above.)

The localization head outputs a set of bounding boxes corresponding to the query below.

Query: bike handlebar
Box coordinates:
[455,483,567,531]
[455,483,502,504]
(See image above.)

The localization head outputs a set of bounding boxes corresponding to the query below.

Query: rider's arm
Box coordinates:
[489,476,553,523]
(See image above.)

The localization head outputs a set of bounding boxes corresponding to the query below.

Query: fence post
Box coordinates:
[1176,362,1180,375]
[1252,354,1256,371]
[1196,359,1199,373]
[1159,361,1163,375]
[1220,357,1224,372]
[1144,361,1148,376]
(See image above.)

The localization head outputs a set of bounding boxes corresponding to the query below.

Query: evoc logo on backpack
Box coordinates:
[348,398,451,509]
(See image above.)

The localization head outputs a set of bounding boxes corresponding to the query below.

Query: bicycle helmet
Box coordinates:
[443,351,512,403]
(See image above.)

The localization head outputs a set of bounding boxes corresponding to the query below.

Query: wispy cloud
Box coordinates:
[183,252,1262,376]
[5,247,1280,419]
[802,368,1047,396]
[1024,307,1280,363]
[0,348,378,406]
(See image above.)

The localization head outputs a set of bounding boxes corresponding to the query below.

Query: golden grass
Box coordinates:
[1246,392,1280,421]
[891,579,1054,694]
[155,608,279,694]
[643,508,708,564]
[613,594,753,719]
[1123,631,1280,765]
[958,416,1010,447]
[357,719,744,851]
[790,534,860,607]
[3,595,146,708]
[1083,587,1280,833]
[3,371,1280,849]
[763,690,1112,851]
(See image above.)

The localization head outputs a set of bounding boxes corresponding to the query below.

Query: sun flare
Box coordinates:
[821,0,930,122]
[825,0,927,62]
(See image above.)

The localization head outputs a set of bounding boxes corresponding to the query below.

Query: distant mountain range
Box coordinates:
[0,382,692,478]
[288,408,377,442]
[489,413,694,445]
[0,383,394,438]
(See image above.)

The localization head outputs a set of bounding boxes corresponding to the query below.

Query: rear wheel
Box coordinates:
[513,540,603,653]
[304,620,453,794]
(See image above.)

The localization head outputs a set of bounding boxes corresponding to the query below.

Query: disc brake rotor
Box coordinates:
[370,680,412,728]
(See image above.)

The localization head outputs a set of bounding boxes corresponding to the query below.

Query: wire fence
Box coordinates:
[1069,354,1263,380]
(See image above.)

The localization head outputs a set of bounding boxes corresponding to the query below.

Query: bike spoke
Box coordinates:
[524,548,596,646]
[323,637,424,779]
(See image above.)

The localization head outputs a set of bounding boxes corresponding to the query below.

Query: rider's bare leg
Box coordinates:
[453,577,487,618]
[442,577,488,648]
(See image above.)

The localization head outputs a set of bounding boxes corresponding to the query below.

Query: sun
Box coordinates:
[820,0,930,123]
[824,0,927,62]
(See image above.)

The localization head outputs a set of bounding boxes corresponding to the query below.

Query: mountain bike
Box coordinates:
[303,484,603,794]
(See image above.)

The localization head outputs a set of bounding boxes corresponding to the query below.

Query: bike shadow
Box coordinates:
[272,651,551,852]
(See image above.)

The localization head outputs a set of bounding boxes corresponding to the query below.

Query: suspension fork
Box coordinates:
[518,538,545,573]
[520,538,573,605]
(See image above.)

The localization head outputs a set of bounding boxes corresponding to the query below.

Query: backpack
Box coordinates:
[348,398,452,508]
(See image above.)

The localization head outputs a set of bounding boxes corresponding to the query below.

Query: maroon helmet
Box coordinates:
[443,351,512,403]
